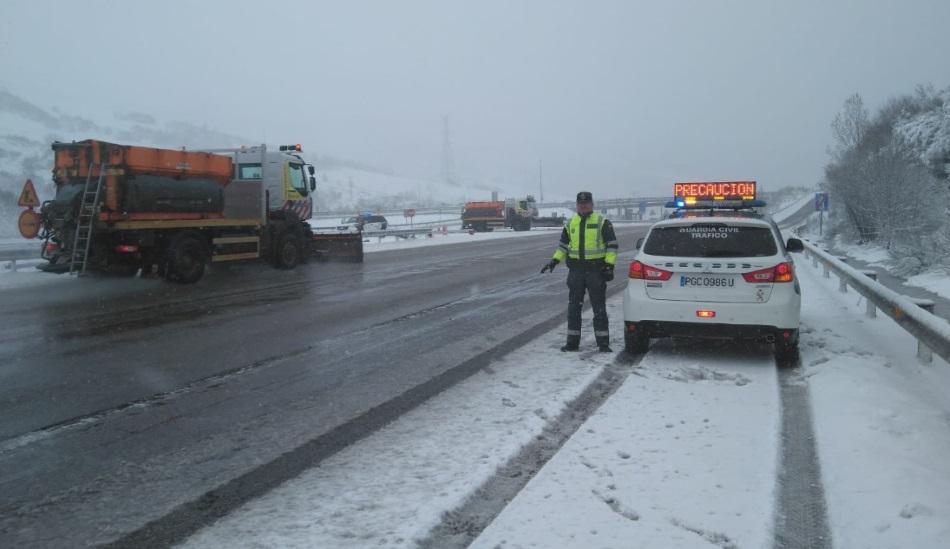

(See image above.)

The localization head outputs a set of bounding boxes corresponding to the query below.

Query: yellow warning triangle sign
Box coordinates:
[18,179,40,208]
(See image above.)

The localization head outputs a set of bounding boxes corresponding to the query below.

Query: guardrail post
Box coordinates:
[862,271,878,317]
[8,259,16,273]
[910,298,936,364]
[836,257,849,291]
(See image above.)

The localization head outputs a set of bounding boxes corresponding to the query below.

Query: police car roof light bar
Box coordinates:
[665,199,767,209]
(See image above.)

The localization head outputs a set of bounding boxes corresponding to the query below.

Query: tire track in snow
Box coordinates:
[773,352,833,549]
[416,351,641,549]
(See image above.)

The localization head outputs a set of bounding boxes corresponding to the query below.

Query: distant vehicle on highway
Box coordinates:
[461,195,537,232]
[623,181,804,357]
[339,214,388,232]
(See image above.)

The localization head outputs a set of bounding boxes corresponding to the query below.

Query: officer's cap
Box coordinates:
[576,191,593,203]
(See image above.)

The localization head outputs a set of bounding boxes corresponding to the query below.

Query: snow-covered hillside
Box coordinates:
[894,87,950,172]
[311,167,490,213]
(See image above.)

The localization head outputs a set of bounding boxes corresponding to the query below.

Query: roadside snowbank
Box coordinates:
[796,250,950,548]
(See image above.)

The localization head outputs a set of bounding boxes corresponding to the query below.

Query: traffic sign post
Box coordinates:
[815,192,829,236]
[17,179,43,239]
[404,208,416,226]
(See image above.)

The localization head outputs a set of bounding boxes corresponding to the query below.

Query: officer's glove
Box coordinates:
[602,264,615,282]
[540,259,559,273]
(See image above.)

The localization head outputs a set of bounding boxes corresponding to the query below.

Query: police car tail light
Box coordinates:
[629,260,672,281]
[774,262,794,282]
[742,262,794,283]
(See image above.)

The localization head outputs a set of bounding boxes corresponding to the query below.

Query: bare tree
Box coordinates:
[830,93,869,161]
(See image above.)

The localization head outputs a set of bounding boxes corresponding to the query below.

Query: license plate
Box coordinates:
[680,275,735,288]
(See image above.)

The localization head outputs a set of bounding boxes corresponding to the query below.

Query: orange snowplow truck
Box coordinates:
[461,195,537,232]
[38,139,362,282]
[461,200,505,232]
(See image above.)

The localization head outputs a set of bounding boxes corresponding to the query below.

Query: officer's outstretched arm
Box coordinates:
[603,220,618,266]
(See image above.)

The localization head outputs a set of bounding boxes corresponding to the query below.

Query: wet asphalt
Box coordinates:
[0,225,646,547]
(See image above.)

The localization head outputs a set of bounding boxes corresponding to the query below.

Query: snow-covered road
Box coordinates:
[179,247,950,548]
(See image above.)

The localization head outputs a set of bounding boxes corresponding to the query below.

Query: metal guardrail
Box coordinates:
[363,227,437,240]
[386,217,462,229]
[0,246,41,272]
[801,240,950,364]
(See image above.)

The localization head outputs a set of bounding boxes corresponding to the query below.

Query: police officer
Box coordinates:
[541,191,618,352]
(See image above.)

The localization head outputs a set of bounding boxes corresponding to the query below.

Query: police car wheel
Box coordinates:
[774,329,800,360]
[624,329,649,354]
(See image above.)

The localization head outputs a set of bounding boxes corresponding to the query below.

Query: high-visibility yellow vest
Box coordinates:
[553,212,616,265]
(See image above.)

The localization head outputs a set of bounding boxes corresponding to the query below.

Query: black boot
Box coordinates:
[561,335,580,352]
[596,336,611,353]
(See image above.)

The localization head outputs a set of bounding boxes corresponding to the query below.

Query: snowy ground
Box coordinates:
[795,252,950,548]
[361,227,565,253]
[472,342,780,549]
[179,239,950,549]
[770,193,815,223]
[309,213,463,228]
[822,233,950,302]
[905,270,950,302]
[180,299,627,549]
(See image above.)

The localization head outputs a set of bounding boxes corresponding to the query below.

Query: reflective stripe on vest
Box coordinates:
[567,213,606,260]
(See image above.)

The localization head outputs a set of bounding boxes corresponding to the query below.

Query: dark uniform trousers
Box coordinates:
[566,258,609,348]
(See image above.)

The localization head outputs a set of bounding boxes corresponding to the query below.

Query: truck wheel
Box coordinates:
[274,234,301,269]
[165,235,206,284]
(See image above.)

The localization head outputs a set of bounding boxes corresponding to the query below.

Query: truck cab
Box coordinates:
[225,144,315,221]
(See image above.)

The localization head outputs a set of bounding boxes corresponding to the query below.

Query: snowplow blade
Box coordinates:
[311,232,364,263]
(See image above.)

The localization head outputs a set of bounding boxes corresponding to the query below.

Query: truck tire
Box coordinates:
[165,234,206,284]
[274,233,301,269]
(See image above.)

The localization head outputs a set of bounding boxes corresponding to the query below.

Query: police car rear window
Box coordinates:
[643,224,777,257]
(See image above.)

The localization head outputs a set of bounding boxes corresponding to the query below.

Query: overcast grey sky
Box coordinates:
[2,0,949,199]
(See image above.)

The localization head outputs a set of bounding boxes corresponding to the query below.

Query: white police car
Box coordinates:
[338,214,388,233]
[623,182,804,357]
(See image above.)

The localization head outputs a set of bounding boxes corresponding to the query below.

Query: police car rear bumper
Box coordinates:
[623,280,800,331]
[626,320,793,342]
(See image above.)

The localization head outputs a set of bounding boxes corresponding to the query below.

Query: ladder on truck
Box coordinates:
[69,164,106,275]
